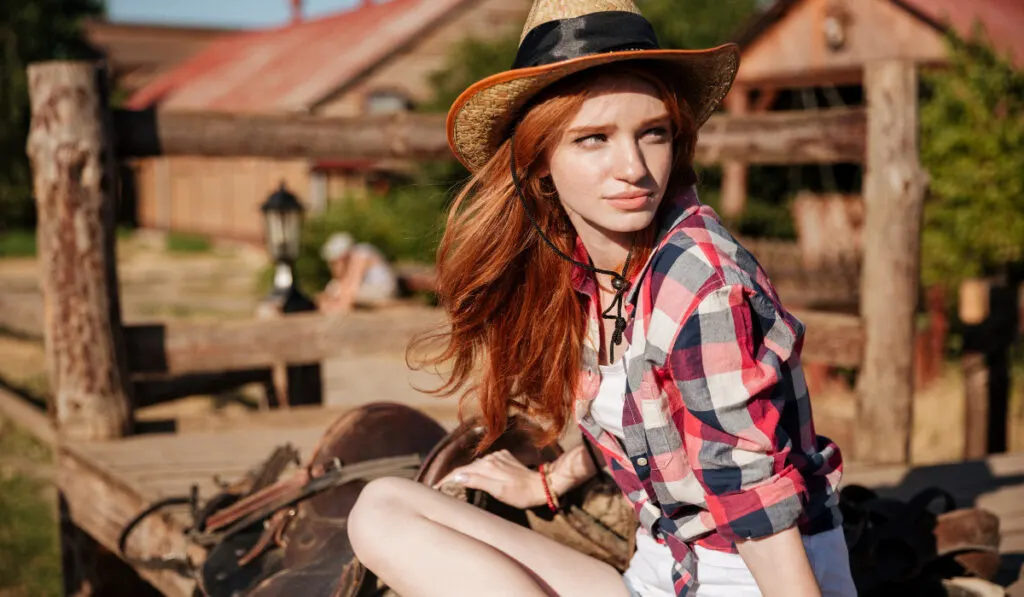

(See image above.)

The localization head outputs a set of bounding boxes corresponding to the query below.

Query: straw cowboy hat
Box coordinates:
[446,0,741,172]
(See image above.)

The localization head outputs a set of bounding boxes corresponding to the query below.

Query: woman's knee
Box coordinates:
[348,477,418,557]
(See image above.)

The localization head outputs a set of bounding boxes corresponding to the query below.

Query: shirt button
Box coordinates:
[636,457,648,467]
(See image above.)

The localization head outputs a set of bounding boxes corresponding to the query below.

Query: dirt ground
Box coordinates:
[0,230,1021,464]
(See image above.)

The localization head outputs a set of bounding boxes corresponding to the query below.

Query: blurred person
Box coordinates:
[318,232,398,312]
[346,1,854,596]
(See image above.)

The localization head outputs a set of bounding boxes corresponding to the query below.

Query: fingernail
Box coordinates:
[452,473,468,484]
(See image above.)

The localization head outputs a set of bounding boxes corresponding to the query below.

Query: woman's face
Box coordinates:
[545,76,674,246]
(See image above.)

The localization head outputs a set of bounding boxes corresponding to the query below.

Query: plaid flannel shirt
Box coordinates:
[572,186,844,596]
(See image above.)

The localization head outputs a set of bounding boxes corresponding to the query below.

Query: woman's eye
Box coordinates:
[644,127,671,141]
[574,133,607,146]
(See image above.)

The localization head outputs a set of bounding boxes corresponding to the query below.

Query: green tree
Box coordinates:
[920,30,1024,289]
[642,0,758,50]
[0,0,104,231]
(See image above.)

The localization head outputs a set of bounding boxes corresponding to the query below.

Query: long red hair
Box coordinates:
[410,61,699,451]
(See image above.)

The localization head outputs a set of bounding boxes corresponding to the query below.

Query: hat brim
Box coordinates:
[446,44,740,172]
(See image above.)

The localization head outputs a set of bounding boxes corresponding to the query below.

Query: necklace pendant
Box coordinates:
[611,277,624,291]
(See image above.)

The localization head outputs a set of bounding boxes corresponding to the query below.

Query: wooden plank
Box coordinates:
[124,309,443,376]
[695,107,865,165]
[0,386,56,445]
[174,401,462,434]
[59,444,197,597]
[853,60,929,465]
[113,109,452,161]
[73,427,325,470]
[132,368,272,407]
[791,310,863,367]
[112,106,865,166]
[122,306,863,377]
[26,61,134,441]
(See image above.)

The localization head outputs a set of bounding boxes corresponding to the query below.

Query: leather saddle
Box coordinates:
[120,402,636,597]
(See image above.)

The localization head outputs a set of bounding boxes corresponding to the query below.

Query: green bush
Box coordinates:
[0,229,37,257]
[920,30,1024,288]
[166,232,212,254]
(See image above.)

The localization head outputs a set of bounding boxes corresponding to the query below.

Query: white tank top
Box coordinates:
[589,348,676,597]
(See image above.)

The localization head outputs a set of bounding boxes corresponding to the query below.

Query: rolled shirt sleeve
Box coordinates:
[666,283,809,542]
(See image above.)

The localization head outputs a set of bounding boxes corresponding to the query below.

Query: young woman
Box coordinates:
[347,2,855,596]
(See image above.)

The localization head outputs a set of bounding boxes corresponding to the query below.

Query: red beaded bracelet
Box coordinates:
[538,463,559,513]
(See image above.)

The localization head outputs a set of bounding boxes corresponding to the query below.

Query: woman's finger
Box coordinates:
[453,470,507,496]
[434,460,504,488]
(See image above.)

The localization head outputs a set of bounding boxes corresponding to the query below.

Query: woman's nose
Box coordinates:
[612,140,648,183]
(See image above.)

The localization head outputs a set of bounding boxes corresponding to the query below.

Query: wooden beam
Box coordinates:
[111,106,866,165]
[792,310,864,368]
[58,445,197,597]
[696,107,866,165]
[122,304,861,379]
[131,368,272,407]
[113,109,452,160]
[0,386,55,445]
[123,310,436,376]
[854,61,929,465]
[174,402,462,434]
[26,61,134,441]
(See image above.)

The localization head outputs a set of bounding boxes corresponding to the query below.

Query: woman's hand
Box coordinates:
[435,450,547,509]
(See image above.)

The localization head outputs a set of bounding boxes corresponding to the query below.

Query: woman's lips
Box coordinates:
[605,193,651,210]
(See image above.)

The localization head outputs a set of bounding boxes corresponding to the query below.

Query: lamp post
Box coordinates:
[258,182,320,407]
[261,182,304,296]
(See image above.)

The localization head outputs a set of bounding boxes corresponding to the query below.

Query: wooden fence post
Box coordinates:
[26,61,133,441]
[854,60,929,464]
[721,88,750,219]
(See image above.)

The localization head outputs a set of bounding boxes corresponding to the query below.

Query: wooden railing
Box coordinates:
[25,60,920,467]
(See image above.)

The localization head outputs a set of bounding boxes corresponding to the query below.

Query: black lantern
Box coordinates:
[261,182,305,262]
[260,182,312,306]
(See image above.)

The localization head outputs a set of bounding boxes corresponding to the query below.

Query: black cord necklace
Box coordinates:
[509,130,633,362]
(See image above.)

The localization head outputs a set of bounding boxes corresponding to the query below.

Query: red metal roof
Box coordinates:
[895,0,1024,66]
[733,0,1024,67]
[126,0,473,113]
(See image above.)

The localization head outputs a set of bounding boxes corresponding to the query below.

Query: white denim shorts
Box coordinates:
[622,527,857,597]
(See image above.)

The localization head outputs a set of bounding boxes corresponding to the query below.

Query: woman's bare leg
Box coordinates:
[348,477,631,597]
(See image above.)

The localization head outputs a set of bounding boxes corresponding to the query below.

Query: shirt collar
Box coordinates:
[569,185,702,297]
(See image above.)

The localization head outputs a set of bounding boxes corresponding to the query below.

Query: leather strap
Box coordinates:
[120,452,425,577]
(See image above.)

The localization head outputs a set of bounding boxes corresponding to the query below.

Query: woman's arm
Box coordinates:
[735,526,821,597]
[435,443,600,509]
[663,284,820,594]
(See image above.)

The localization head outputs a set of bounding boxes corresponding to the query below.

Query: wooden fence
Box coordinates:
[23,59,921,457]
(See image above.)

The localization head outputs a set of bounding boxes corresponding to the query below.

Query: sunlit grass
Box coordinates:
[0,415,59,597]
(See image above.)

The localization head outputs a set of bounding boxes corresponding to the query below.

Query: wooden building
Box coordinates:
[125,0,531,243]
[720,0,1024,222]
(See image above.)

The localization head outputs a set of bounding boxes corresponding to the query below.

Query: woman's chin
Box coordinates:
[604,210,657,233]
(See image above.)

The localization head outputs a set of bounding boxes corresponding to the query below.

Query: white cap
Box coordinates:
[321,232,354,262]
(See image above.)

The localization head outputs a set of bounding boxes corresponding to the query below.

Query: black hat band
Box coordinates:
[512,11,661,70]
